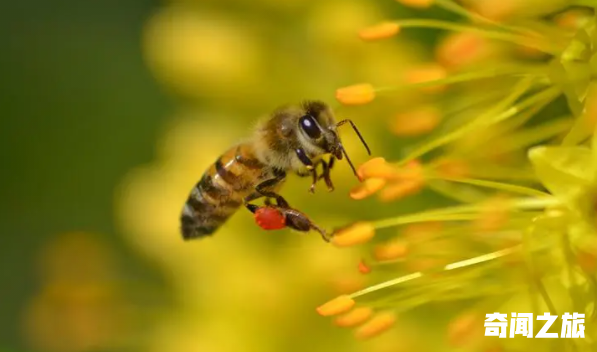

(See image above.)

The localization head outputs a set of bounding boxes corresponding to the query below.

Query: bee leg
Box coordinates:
[243,172,288,212]
[280,207,331,242]
[296,165,319,193]
[244,194,287,213]
[245,203,260,213]
[296,148,322,194]
[295,148,314,169]
[317,158,335,192]
[309,167,318,194]
[254,175,290,208]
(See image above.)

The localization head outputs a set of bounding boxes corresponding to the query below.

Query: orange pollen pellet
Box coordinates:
[355,311,397,339]
[350,178,386,200]
[358,22,400,41]
[316,295,356,317]
[335,83,375,106]
[332,222,376,248]
[334,307,374,327]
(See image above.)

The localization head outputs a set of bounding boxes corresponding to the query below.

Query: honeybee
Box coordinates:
[180,100,370,241]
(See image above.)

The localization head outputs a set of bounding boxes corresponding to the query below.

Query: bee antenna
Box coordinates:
[336,119,371,155]
[340,144,359,178]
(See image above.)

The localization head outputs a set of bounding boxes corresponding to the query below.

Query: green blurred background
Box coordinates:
[0,0,452,351]
[1,1,169,350]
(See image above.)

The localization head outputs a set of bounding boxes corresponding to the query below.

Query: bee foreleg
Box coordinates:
[295,148,314,169]
[309,168,318,193]
[297,158,334,193]
[317,157,335,192]
[328,155,335,170]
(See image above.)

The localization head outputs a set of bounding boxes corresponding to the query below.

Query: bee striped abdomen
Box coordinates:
[181,144,265,240]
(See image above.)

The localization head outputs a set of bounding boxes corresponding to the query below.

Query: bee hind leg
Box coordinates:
[280,207,331,242]
[244,174,290,211]
[247,175,331,242]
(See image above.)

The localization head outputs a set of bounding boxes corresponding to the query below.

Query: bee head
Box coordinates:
[298,101,371,177]
[298,101,338,154]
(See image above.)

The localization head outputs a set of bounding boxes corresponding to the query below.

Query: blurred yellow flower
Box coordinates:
[143,6,262,99]
[22,233,127,352]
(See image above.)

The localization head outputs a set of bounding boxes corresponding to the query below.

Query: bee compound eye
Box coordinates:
[299,115,321,139]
